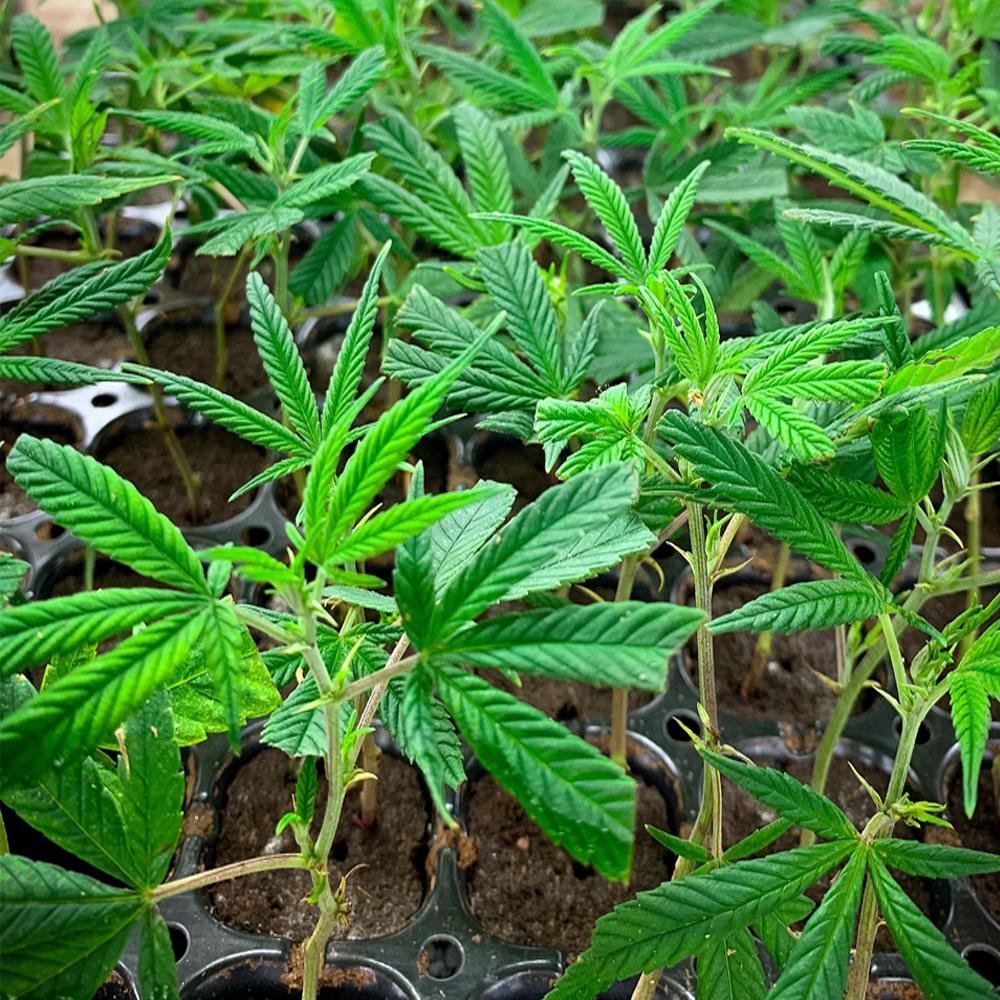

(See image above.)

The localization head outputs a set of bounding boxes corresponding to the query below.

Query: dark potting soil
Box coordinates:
[92,970,134,1000]
[209,748,429,941]
[170,252,251,304]
[145,322,270,398]
[99,425,266,525]
[866,981,926,1000]
[8,320,130,375]
[17,227,158,291]
[1,411,80,520]
[465,767,676,959]
[720,752,935,953]
[944,753,1000,924]
[472,436,552,513]
[684,582,843,723]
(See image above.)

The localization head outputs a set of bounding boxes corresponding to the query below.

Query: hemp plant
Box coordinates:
[0,248,704,1000]
[546,408,1000,1000]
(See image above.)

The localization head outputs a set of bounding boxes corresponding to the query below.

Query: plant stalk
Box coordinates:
[151,853,307,899]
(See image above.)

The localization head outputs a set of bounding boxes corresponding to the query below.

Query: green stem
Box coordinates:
[879,611,910,709]
[689,502,718,735]
[151,853,307,900]
[610,555,640,769]
[83,545,95,592]
[742,541,791,700]
[963,468,982,656]
[212,246,249,391]
[274,232,291,319]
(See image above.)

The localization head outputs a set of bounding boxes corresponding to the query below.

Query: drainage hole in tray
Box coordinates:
[419,936,463,980]
[91,393,118,408]
[241,524,273,547]
[168,922,189,961]
[664,710,702,743]
[963,946,1000,986]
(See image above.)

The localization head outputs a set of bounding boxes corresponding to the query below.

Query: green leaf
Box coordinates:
[743,396,834,461]
[432,664,635,881]
[0,589,204,677]
[426,464,639,643]
[564,150,646,282]
[0,609,208,777]
[123,365,310,458]
[11,15,65,105]
[398,667,464,817]
[454,105,513,230]
[288,213,358,307]
[709,579,888,635]
[323,241,390,430]
[0,553,28,601]
[546,842,856,1000]
[0,356,147,387]
[261,674,327,757]
[311,45,385,125]
[6,437,209,595]
[876,839,1000,878]
[962,378,1000,455]
[880,505,916,588]
[645,826,710,863]
[767,847,866,1000]
[118,109,256,153]
[869,854,996,1000]
[478,241,562,389]
[0,234,170,350]
[479,0,558,105]
[648,161,709,276]
[0,174,175,226]
[696,927,766,1000]
[700,750,856,841]
[247,272,319,449]
[139,907,180,1000]
[949,671,992,818]
[436,602,703,690]
[787,466,910,524]
[196,601,246,749]
[660,413,867,582]
[117,692,184,888]
[0,857,144,1000]
[276,152,374,210]
[871,407,939,505]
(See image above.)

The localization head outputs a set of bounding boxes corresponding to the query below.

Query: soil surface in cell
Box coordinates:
[100,425,266,525]
[92,970,134,1000]
[17,227,157,290]
[721,752,936,952]
[1,416,80,520]
[8,320,130,375]
[944,754,1000,924]
[210,748,428,940]
[146,322,270,398]
[684,581,845,723]
[866,981,926,1000]
[466,764,676,959]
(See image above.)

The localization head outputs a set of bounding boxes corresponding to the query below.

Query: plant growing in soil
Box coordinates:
[547,408,1000,1000]
[0,246,704,999]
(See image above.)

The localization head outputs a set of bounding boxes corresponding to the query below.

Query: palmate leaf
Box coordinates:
[192,207,305,257]
[309,45,385,126]
[11,15,65,106]
[0,589,205,677]
[868,855,996,1000]
[479,241,562,390]
[0,857,145,1000]
[454,105,513,231]
[275,153,374,210]
[0,609,209,778]
[0,172,179,226]
[247,272,319,448]
[648,161,709,275]
[432,665,635,881]
[0,234,170,350]
[564,151,646,282]
[6,437,209,595]
[700,750,856,841]
[479,0,558,106]
[437,602,703,690]
[660,412,868,582]
[710,579,888,635]
[767,848,866,1000]
[547,842,856,1000]
[423,464,640,643]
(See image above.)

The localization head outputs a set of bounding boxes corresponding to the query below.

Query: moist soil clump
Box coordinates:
[210,748,429,940]
[685,582,842,723]
[146,322,270,398]
[466,767,676,958]
[99,425,266,525]
[721,751,935,952]
[866,981,926,1000]
[944,753,1000,923]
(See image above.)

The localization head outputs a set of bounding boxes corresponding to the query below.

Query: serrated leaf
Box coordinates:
[744,395,834,461]
[869,854,996,1000]
[311,45,385,125]
[649,161,709,275]
[139,907,180,1000]
[546,842,855,1000]
[479,0,558,105]
[247,272,319,448]
[0,356,146,386]
[876,840,1000,878]
[949,671,992,818]
[11,15,65,106]
[962,378,1000,455]
[288,213,358,307]
[787,466,909,524]
[697,927,766,1000]
[0,857,144,1000]
[6,437,209,594]
[276,153,374,210]
[701,750,856,841]
[709,579,887,635]
[432,664,634,880]
[436,601,703,690]
[454,105,513,231]
[767,847,865,1000]
[118,109,257,152]
[871,407,939,505]
[880,505,916,588]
